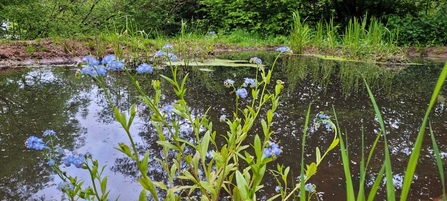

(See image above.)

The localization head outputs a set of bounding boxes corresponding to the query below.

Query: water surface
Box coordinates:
[1,56,446,201]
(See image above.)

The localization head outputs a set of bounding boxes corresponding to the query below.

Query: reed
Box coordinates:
[290,12,311,54]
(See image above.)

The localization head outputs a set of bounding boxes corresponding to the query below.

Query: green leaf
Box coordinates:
[128,104,136,128]
[139,189,147,201]
[200,181,217,198]
[328,138,339,151]
[200,131,211,162]
[400,62,447,201]
[236,171,249,200]
[141,152,150,173]
[305,162,317,177]
[100,177,108,195]
[115,143,135,159]
[315,147,321,163]
[253,135,262,159]
[156,140,179,150]
[138,177,158,201]
[267,110,273,124]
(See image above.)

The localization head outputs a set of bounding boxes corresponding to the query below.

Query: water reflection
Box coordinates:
[0,56,446,200]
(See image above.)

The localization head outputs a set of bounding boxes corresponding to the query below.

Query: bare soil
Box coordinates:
[0,38,446,68]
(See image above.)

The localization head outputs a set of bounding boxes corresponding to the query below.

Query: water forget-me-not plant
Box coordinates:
[26,43,341,201]
[25,130,111,201]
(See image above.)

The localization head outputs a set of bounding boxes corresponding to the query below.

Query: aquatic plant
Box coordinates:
[27,45,341,201]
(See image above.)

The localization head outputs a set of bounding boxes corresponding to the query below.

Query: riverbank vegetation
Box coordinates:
[1,0,446,62]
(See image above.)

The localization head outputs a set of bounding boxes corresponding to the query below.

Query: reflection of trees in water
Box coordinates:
[0,68,90,200]
[80,64,447,199]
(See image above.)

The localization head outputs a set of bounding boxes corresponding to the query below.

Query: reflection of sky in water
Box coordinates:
[2,61,447,200]
[32,87,145,200]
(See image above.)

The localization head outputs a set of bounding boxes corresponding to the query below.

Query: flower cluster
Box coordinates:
[313,112,334,131]
[63,153,88,168]
[25,136,47,150]
[275,46,292,53]
[243,78,256,88]
[57,181,75,192]
[154,43,179,62]
[263,141,282,158]
[43,129,56,137]
[78,54,159,77]
[224,79,235,88]
[136,63,154,74]
[236,88,248,99]
[249,57,262,65]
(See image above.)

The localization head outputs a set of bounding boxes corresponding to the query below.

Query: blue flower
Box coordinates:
[63,154,86,168]
[95,65,107,75]
[249,57,262,65]
[82,56,100,66]
[136,63,153,74]
[243,78,256,88]
[161,44,174,52]
[263,142,282,158]
[154,51,179,62]
[80,65,107,77]
[163,104,174,114]
[236,88,248,99]
[101,55,116,65]
[219,114,226,122]
[108,61,125,70]
[57,181,74,192]
[275,186,281,192]
[304,183,315,192]
[224,79,234,88]
[224,79,235,88]
[313,112,334,131]
[137,103,146,116]
[25,136,47,150]
[47,159,55,166]
[276,46,292,53]
[208,31,215,35]
[80,66,98,77]
[43,129,56,137]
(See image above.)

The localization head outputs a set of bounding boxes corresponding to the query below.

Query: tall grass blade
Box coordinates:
[429,123,447,201]
[364,78,395,200]
[367,164,386,201]
[400,62,447,201]
[299,105,312,201]
[356,128,365,201]
[332,107,355,200]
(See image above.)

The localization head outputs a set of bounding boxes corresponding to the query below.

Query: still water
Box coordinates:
[1,55,446,201]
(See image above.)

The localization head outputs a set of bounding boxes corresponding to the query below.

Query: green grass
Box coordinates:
[335,61,447,201]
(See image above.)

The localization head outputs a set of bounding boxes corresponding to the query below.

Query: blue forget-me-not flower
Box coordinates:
[224,79,235,88]
[136,63,154,74]
[25,136,47,150]
[236,88,248,98]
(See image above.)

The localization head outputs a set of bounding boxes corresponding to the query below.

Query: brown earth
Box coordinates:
[0,38,446,68]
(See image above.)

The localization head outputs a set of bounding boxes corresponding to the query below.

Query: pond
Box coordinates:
[1,54,446,201]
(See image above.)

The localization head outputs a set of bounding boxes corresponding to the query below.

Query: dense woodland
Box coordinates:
[0,0,446,45]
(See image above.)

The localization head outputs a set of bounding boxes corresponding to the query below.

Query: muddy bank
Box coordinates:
[0,38,446,68]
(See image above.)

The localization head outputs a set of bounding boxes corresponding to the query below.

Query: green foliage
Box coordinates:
[1,0,117,39]
[199,0,301,35]
[386,9,447,45]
